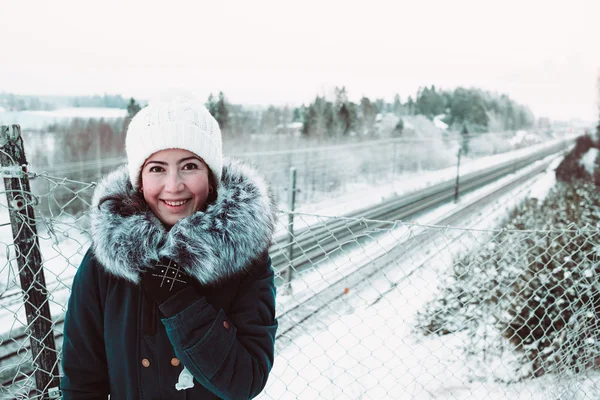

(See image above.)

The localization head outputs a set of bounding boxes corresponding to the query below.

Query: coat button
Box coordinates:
[142,358,150,368]
[171,358,180,367]
[223,321,230,329]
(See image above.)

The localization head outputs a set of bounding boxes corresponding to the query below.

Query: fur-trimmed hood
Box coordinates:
[90,158,277,286]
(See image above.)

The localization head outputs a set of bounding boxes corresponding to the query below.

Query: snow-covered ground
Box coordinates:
[0,213,90,336]
[274,152,565,315]
[262,154,600,399]
[579,147,599,175]
[1,108,126,130]
[274,136,574,235]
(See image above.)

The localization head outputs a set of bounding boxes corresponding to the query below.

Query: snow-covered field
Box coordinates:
[274,136,575,234]
[0,213,90,335]
[261,154,600,399]
[0,108,126,130]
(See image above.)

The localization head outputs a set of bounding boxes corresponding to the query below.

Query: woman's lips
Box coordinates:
[162,199,190,208]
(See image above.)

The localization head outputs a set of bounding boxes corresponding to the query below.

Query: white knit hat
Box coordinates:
[125,97,223,190]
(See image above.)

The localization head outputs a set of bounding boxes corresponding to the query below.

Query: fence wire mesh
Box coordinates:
[1,167,599,399]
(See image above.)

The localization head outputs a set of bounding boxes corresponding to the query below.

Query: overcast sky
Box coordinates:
[1,0,599,121]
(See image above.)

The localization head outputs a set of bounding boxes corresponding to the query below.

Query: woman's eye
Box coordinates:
[149,166,164,173]
[183,163,198,171]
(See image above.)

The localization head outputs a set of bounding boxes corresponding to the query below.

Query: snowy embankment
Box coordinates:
[261,154,594,399]
[579,147,599,175]
[274,135,575,235]
[274,151,564,318]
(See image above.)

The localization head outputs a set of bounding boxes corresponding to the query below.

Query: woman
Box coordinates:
[60,97,278,399]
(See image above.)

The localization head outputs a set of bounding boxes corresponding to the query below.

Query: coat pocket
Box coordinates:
[183,309,237,380]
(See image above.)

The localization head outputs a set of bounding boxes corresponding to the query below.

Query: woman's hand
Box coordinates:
[141,259,192,305]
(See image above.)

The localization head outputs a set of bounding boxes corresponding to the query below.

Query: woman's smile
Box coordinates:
[162,199,190,207]
[140,148,211,227]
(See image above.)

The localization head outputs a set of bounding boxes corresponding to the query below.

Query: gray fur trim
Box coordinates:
[90,158,277,286]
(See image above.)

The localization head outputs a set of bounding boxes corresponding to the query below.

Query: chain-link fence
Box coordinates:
[267,210,600,400]
[1,125,599,399]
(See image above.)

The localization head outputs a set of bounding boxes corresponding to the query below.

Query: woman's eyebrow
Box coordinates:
[177,156,203,164]
[144,160,167,166]
[144,157,202,167]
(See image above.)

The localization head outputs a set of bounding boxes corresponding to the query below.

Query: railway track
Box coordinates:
[269,140,568,280]
[273,148,565,339]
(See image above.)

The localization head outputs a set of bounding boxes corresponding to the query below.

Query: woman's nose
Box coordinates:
[165,172,184,192]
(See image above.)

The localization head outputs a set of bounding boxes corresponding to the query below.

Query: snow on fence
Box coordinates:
[1,125,599,399]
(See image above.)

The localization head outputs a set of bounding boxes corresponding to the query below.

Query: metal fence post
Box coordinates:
[283,167,297,295]
[454,148,462,203]
[392,140,397,178]
[0,125,59,398]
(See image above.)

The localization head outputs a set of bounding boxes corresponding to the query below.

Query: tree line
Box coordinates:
[19,84,540,172]
[201,86,535,139]
[18,84,538,178]
[4,84,536,139]
[0,93,130,111]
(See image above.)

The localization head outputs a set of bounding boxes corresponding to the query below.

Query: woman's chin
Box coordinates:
[157,212,187,228]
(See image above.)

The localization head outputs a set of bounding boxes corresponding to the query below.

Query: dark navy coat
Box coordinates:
[61,249,277,399]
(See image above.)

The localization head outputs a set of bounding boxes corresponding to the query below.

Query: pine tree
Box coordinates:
[334,87,355,136]
[392,118,404,137]
[393,94,403,116]
[292,107,302,122]
[406,96,415,116]
[360,97,378,136]
[123,98,142,132]
[338,103,352,136]
[461,124,470,155]
[217,92,230,132]
[206,92,231,134]
[206,93,218,117]
[126,98,141,120]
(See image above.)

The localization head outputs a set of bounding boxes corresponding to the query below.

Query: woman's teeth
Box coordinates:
[164,200,188,206]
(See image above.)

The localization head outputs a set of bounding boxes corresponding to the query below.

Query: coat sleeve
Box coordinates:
[159,254,278,400]
[60,248,110,400]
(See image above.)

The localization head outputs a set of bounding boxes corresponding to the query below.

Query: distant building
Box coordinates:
[276,122,303,137]
[433,114,449,130]
[538,117,551,129]
[509,130,542,148]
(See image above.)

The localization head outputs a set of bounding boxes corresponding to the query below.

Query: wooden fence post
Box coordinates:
[0,125,59,399]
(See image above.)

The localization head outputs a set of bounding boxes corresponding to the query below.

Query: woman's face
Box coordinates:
[140,148,211,228]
